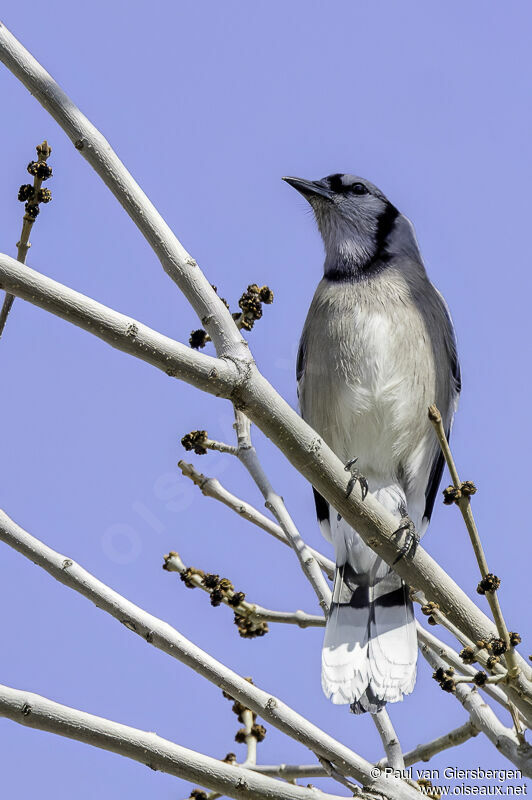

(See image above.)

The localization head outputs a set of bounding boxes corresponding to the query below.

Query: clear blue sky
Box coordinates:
[0,2,530,796]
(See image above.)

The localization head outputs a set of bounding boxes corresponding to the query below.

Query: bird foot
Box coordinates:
[344,457,368,500]
[392,515,419,564]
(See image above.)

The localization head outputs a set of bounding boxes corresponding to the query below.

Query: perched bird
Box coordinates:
[284,173,460,714]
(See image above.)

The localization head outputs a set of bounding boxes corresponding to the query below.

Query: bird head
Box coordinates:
[283,173,418,279]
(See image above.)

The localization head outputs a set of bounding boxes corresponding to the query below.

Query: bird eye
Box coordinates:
[351,183,368,195]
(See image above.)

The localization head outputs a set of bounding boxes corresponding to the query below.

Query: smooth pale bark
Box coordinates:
[420,642,532,777]
[1,249,530,720]
[0,510,420,800]
[0,18,530,692]
[0,684,347,800]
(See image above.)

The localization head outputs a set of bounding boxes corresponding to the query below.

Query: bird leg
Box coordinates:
[392,514,419,564]
[344,457,369,500]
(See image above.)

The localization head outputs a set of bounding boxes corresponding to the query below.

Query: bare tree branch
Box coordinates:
[371,710,404,771]
[0,139,52,336]
[316,756,362,795]
[232,410,331,616]
[1,251,530,721]
[163,551,325,630]
[0,254,236,396]
[429,405,520,680]
[254,721,479,778]
[177,461,334,579]
[385,721,478,768]
[0,683,348,800]
[0,509,420,799]
[415,622,530,724]
[0,21,249,363]
[0,19,530,717]
[252,765,329,779]
[419,641,532,776]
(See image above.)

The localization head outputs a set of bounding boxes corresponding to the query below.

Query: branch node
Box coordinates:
[477,573,501,595]
[181,430,208,455]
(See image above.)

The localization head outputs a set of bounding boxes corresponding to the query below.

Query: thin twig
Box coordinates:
[163,551,325,630]
[317,756,362,795]
[177,461,334,579]
[413,594,509,676]
[1,253,531,708]
[379,720,478,768]
[371,710,404,770]
[415,622,532,729]
[428,405,519,681]
[0,509,420,799]
[0,683,347,800]
[1,22,530,690]
[0,140,52,337]
[254,721,478,778]
[0,254,237,396]
[240,708,260,768]
[0,22,248,363]
[233,410,332,616]
[420,641,532,776]
[202,438,239,456]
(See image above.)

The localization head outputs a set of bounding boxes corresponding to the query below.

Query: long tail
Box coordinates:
[322,562,417,714]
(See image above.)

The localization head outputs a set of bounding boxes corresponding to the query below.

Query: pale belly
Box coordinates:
[300,296,437,493]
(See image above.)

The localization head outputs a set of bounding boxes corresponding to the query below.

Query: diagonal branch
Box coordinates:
[177,461,334,579]
[1,251,531,717]
[392,720,478,768]
[232,410,331,616]
[0,139,52,337]
[254,720,479,779]
[0,21,247,363]
[163,550,325,630]
[0,22,531,706]
[371,710,404,771]
[419,641,532,776]
[0,509,420,799]
[429,405,519,680]
[416,622,532,730]
[0,254,236,397]
[0,683,346,800]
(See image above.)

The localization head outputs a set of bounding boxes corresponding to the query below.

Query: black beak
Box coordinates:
[282,176,333,200]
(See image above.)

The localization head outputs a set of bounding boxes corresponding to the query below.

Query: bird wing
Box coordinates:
[422,287,461,526]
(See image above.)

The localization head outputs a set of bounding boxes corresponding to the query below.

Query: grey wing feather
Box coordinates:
[423,293,461,524]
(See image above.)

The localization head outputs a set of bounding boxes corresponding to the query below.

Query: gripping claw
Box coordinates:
[344,457,369,500]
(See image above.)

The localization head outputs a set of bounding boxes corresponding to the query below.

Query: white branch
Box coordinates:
[371,710,404,771]
[0,683,346,800]
[419,641,532,777]
[252,765,328,779]
[256,721,479,778]
[390,721,478,768]
[0,21,250,364]
[0,254,236,397]
[1,20,531,713]
[163,551,325,629]
[178,461,334,579]
[1,254,531,724]
[0,509,420,799]
[316,757,362,795]
[416,622,532,728]
[241,708,258,768]
[233,410,331,616]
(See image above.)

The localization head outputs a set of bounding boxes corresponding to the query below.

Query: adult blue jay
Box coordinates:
[284,173,460,713]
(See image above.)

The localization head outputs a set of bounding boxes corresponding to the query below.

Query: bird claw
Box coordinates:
[344,457,368,500]
[392,516,419,564]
